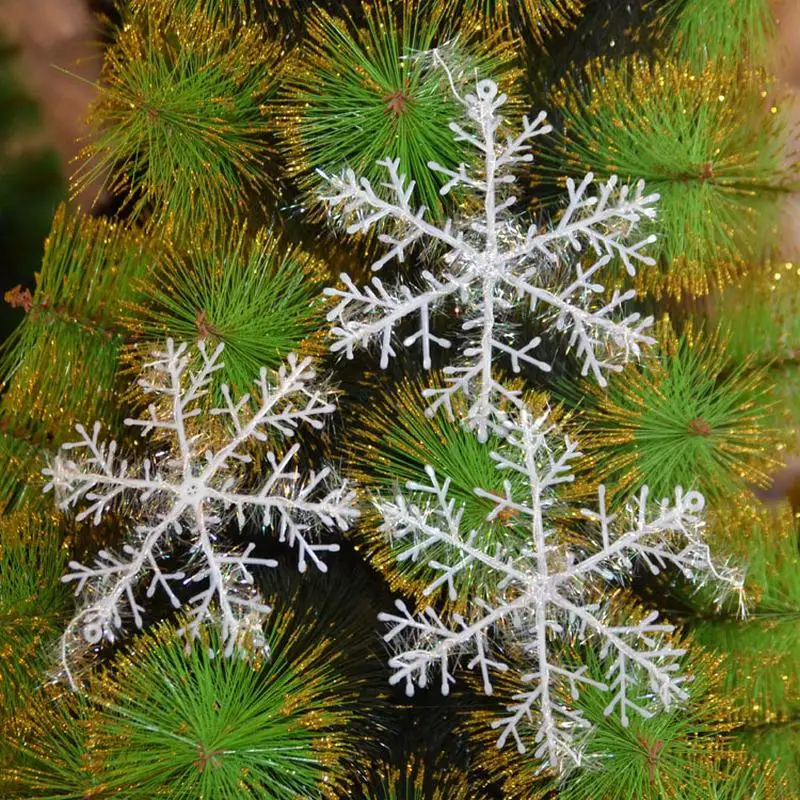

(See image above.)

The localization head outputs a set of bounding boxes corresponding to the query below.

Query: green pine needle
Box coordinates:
[280,0,519,221]
[125,226,325,403]
[770,365,800,434]
[542,56,794,298]
[686,498,800,794]
[695,615,800,726]
[74,0,280,234]
[657,0,776,67]
[0,512,67,719]
[170,0,249,15]
[170,0,301,23]
[0,206,148,435]
[702,762,785,800]
[572,327,779,501]
[90,615,356,799]
[0,431,44,513]
[711,501,800,615]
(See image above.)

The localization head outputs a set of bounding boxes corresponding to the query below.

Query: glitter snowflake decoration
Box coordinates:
[44,339,358,688]
[321,55,659,441]
[376,409,744,773]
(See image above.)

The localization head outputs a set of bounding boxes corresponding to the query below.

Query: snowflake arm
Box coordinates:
[380,466,530,598]
[379,594,525,697]
[574,484,745,608]
[324,271,459,368]
[60,505,188,683]
[320,157,480,263]
[506,258,656,386]
[505,174,659,274]
[180,505,276,657]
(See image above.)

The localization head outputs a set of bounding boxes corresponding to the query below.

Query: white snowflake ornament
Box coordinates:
[375,408,744,773]
[44,339,358,687]
[321,56,659,442]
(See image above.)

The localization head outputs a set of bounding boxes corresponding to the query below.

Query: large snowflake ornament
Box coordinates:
[43,339,358,688]
[321,54,659,441]
[376,408,744,772]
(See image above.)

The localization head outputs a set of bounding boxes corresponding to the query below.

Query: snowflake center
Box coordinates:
[183,477,206,499]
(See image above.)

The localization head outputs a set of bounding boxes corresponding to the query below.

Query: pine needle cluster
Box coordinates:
[349,758,470,799]
[1,688,98,799]
[279,0,520,221]
[89,621,353,798]
[542,56,794,298]
[465,615,748,800]
[693,498,800,717]
[702,262,800,366]
[4,605,363,799]
[688,496,800,791]
[123,225,326,403]
[571,323,780,501]
[553,647,742,800]
[74,0,282,235]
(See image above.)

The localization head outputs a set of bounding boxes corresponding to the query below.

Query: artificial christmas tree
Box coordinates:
[0,0,797,797]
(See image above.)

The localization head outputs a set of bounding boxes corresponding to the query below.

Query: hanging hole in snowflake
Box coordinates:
[683,491,704,513]
[476,80,497,100]
[84,622,104,644]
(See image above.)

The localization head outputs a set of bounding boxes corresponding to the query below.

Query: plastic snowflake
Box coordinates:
[376,409,744,773]
[321,55,659,442]
[44,339,358,688]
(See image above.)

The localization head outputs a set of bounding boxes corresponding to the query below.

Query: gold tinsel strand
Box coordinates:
[437,0,585,43]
